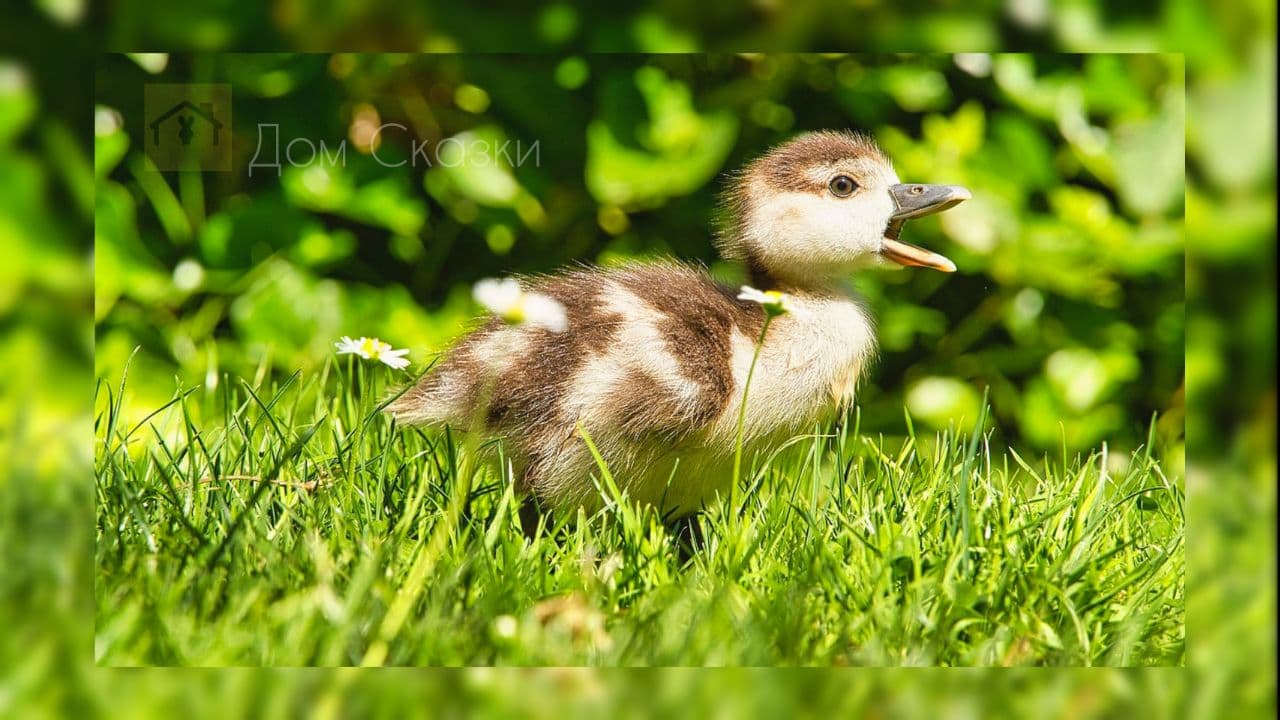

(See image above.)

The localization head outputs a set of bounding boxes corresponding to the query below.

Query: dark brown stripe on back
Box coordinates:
[616,265,765,427]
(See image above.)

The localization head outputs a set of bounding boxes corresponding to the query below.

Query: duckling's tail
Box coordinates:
[384,365,478,428]
[384,321,508,428]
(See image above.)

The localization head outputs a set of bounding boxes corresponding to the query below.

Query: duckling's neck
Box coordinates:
[745,255,782,291]
[736,238,853,295]
[745,258,848,298]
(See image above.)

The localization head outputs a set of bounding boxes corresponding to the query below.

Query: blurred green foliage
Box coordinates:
[0,0,1273,715]
[94,53,1186,461]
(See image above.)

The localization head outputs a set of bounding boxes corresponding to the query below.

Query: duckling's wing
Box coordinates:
[585,264,766,441]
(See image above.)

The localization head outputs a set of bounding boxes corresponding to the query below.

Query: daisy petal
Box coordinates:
[381,355,411,370]
[523,293,569,333]
[474,278,523,316]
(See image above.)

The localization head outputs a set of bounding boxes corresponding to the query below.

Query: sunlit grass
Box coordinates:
[94,358,1183,666]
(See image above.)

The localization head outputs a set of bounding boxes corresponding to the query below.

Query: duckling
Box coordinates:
[388,130,969,521]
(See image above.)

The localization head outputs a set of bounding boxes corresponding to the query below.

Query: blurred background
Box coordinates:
[2,0,1274,716]
[93,52,1186,461]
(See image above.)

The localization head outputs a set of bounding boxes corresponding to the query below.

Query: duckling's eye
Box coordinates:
[828,175,858,197]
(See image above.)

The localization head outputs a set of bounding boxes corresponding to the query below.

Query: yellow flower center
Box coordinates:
[761,291,787,317]
[504,300,527,325]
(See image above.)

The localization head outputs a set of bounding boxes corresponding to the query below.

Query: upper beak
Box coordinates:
[889,184,972,221]
[881,184,971,273]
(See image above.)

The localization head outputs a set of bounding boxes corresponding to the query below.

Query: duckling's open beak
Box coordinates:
[881,184,970,273]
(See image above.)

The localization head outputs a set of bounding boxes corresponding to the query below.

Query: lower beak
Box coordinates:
[880,183,970,273]
[880,237,957,272]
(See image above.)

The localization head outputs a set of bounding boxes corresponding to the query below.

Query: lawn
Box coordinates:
[94,357,1184,666]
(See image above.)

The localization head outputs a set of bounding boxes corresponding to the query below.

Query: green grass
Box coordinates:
[94,357,1183,666]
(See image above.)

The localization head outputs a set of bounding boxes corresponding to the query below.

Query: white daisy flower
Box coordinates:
[738,286,793,317]
[472,277,522,315]
[335,336,411,369]
[473,277,568,332]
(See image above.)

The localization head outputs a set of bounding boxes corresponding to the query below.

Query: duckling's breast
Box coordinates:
[705,293,877,447]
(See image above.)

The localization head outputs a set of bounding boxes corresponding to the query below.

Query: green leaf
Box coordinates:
[906,377,982,433]
[1113,92,1185,217]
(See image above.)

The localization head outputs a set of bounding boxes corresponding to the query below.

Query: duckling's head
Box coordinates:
[719,130,970,287]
